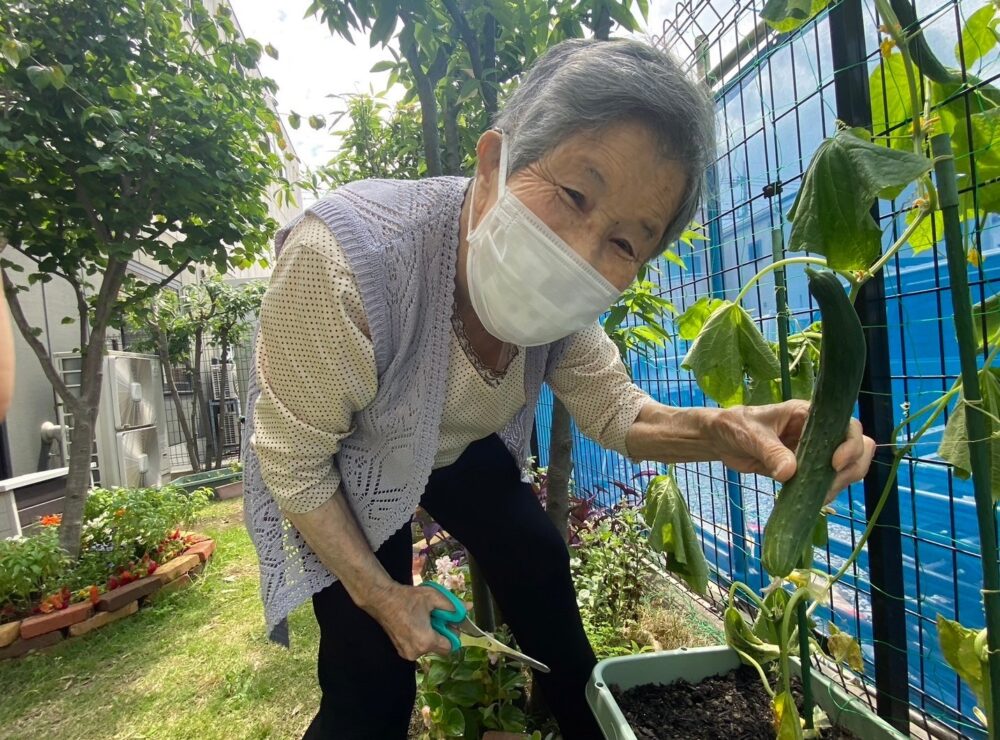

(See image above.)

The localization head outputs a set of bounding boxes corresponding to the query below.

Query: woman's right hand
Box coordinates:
[362,582,456,661]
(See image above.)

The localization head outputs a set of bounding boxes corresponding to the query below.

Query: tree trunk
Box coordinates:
[59,403,95,558]
[481,13,497,117]
[192,329,213,467]
[400,34,443,177]
[214,336,230,469]
[156,331,200,472]
[442,84,461,176]
[594,5,612,40]
[546,397,574,542]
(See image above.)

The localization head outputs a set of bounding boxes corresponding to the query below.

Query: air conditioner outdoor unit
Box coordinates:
[55,351,171,488]
[210,363,239,401]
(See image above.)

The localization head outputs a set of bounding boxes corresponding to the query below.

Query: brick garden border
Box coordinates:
[0,534,217,661]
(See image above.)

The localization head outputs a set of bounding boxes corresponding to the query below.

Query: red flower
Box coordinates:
[120,571,133,585]
[88,585,100,605]
[146,561,158,575]
[107,575,119,591]
[39,514,62,527]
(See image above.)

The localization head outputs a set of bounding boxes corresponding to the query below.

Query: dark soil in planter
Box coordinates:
[612,665,858,740]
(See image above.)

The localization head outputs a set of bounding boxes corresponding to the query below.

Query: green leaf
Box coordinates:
[442,706,465,737]
[681,302,780,407]
[677,297,726,341]
[725,606,782,665]
[752,587,791,645]
[827,623,864,672]
[957,5,997,67]
[497,702,527,732]
[370,60,396,72]
[786,128,933,270]
[48,64,66,89]
[369,6,398,48]
[870,53,913,151]
[938,367,1000,501]
[642,471,709,594]
[937,614,988,707]
[60,316,75,325]
[760,0,830,33]
[26,65,52,90]
[264,43,278,59]
[425,656,452,686]
[973,293,1000,352]
[1,39,27,67]
[307,115,325,130]
[287,112,301,130]
[445,679,487,707]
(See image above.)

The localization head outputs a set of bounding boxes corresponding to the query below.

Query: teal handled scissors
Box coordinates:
[422,581,550,673]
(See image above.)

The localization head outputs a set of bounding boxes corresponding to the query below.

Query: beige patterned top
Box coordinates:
[253,214,651,513]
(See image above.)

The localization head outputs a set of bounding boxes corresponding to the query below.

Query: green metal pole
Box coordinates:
[932,133,1000,737]
[772,229,815,728]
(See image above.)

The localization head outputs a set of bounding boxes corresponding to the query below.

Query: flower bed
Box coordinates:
[0,484,215,659]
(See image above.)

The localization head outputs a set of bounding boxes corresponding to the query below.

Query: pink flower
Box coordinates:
[421,705,433,729]
[434,555,454,579]
[443,572,466,593]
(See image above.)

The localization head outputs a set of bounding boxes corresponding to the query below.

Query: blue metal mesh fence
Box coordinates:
[536,0,999,735]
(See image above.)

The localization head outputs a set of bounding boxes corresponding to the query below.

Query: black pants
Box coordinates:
[302,435,602,739]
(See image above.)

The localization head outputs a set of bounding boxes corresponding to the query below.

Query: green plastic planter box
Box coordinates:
[169,469,242,496]
[587,646,907,740]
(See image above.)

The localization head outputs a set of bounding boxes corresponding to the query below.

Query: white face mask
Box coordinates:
[465,135,622,347]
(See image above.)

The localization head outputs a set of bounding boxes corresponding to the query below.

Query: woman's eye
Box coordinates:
[613,239,637,259]
[562,187,585,207]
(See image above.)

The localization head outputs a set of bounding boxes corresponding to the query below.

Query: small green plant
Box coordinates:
[0,526,69,622]
[414,558,538,739]
[571,504,657,656]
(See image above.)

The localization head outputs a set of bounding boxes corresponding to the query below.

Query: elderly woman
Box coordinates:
[245,38,875,739]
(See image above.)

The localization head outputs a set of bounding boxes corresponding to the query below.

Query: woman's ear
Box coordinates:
[470,130,503,229]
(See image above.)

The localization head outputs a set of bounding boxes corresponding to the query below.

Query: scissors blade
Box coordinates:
[459,633,551,673]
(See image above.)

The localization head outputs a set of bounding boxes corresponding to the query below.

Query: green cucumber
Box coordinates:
[761,269,866,578]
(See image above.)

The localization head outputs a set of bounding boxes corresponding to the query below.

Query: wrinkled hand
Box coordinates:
[363,582,455,661]
[710,400,875,503]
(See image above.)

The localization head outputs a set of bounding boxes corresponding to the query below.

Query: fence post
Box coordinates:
[828,0,910,731]
[696,36,749,586]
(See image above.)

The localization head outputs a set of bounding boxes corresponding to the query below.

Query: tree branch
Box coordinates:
[440,0,482,75]
[72,177,113,245]
[118,257,192,311]
[2,269,77,409]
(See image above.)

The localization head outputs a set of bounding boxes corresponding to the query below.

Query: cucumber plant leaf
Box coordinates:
[826,623,864,672]
[773,690,804,740]
[752,586,792,645]
[725,606,782,665]
[677,296,727,341]
[681,302,781,407]
[760,0,830,33]
[957,4,998,67]
[973,293,1000,351]
[870,53,914,153]
[937,367,1000,501]
[937,614,989,712]
[642,471,709,595]
[786,128,933,270]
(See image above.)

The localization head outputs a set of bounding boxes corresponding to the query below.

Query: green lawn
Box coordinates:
[0,498,320,740]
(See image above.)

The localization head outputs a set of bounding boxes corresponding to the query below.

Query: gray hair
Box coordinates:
[493,38,716,256]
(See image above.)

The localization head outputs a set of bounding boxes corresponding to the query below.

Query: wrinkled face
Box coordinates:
[469,121,688,292]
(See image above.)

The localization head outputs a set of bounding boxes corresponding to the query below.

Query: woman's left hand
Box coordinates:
[710,400,876,503]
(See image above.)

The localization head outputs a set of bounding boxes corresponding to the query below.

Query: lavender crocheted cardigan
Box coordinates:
[242,176,567,644]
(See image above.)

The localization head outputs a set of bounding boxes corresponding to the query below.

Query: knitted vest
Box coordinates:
[242,177,566,644]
